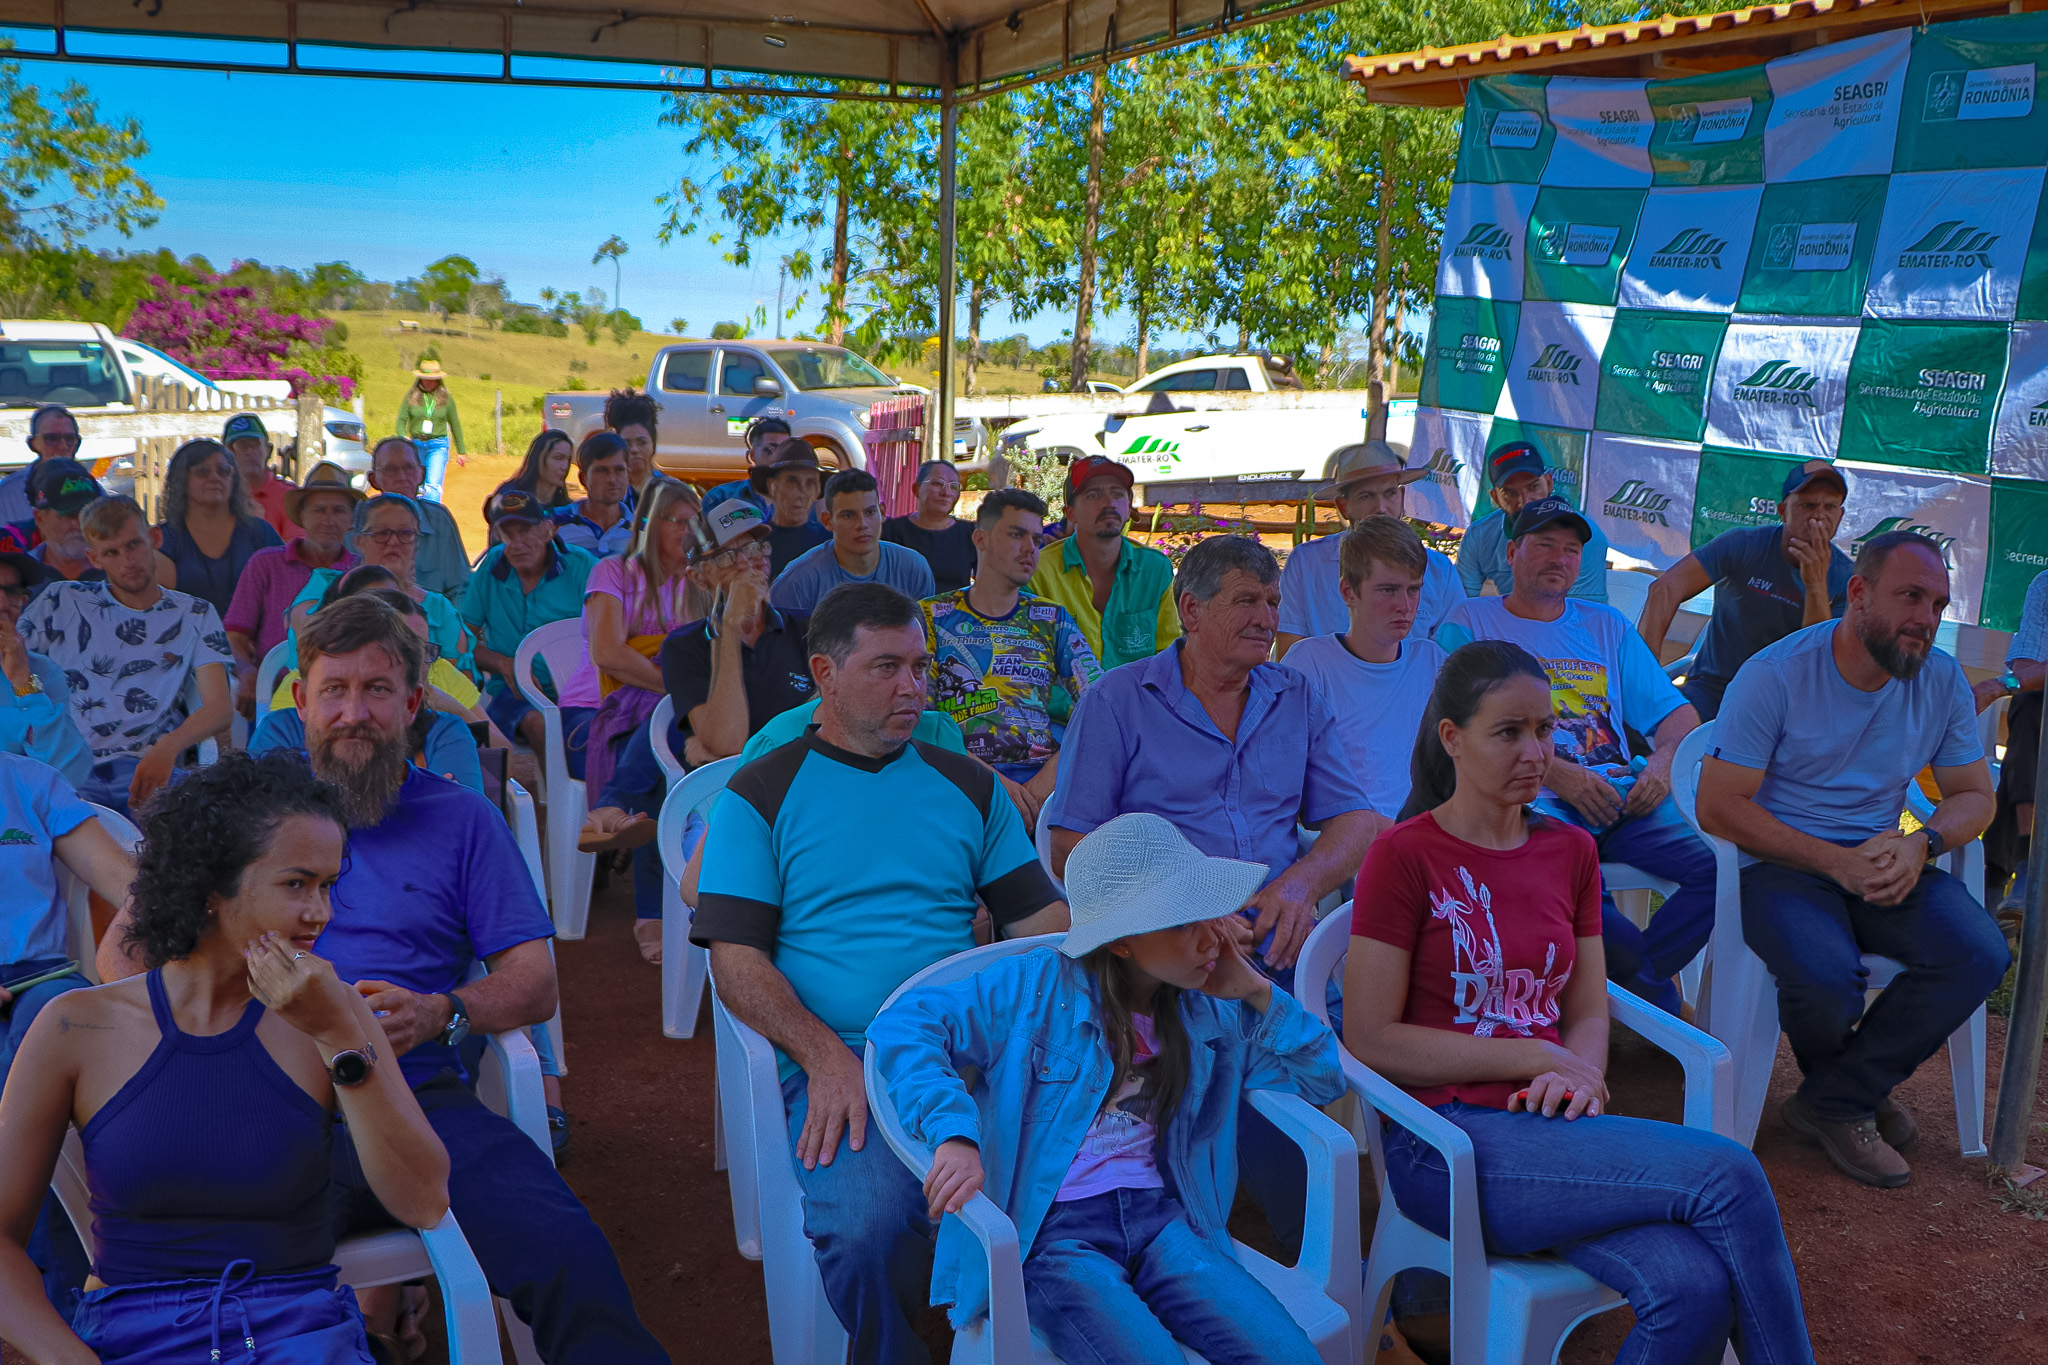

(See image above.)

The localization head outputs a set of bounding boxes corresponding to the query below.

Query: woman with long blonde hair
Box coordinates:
[556,476,707,960]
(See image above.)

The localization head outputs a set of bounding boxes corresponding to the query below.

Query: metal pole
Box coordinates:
[1991,696,2048,1176]
[935,42,959,464]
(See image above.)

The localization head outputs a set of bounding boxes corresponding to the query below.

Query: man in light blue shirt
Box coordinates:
[770,469,935,613]
[1457,442,1609,602]
[1440,497,1712,1015]
[0,552,90,784]
[1274,441,1460,657]
[1697,531,2008,1188]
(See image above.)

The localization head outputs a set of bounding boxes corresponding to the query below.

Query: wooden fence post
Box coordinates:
[294,391,324,483]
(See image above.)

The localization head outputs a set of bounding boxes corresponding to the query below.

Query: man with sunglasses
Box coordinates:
[0,407,83,533]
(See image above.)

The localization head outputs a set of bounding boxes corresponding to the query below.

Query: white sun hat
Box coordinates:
[1060,812,1270,958]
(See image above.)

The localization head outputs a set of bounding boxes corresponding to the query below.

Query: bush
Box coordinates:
[124,271,362,401]
[503,313,568,338]
[711,321,746,340]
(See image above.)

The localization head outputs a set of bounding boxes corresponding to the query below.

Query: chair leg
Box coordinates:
[713,1083,727,1174]
[498,1299,545,1365]
[1950,1005,1989,1159]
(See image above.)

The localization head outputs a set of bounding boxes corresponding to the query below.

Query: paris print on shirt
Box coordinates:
[1430,865,1572,1036]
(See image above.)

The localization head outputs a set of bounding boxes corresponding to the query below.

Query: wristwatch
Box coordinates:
[439,992,471,1048]
[328,1043,378,1089]
[1923,826,1948,861]
[10,672,41,698]
[2002,670,2024,696]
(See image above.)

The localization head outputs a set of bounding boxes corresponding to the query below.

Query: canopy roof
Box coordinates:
[0,0,1345,99]
[1344,0,2027,105]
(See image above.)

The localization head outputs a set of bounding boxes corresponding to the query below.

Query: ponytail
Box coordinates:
[1397,640,1552,822]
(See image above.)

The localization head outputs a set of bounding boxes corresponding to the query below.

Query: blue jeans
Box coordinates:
[486,685,537,740]
[332,1071,668,1364]
[1384,1103,1814,1365]
[2,958,92,1309]
[76,755,140,819]
[559,705,596,783]
[598,720,669,922]
[1740,859,2010,1121]
[1539,795,1716,1013]
[780,1065,936,1365]
[416,436,452,503]
[1024,1188,1318,1365]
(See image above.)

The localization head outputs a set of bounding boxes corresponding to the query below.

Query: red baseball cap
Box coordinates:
[1064,456,1134,501]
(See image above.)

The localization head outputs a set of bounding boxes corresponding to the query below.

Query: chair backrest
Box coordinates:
[650,695,684,787]
[504,779,548,901]
[658,755,743,884]
[254,640,292,720]
[1031,799,1065,897]
[1980,691,2008,767]
[1605,568,1654,627]
[63,804,142,982]
[513,618,586,715]
[1295,902,1353,1030]
[1669,720,1718,832]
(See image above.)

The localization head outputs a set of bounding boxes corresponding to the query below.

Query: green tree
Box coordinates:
[419,254,480,324]
[592,234,629,317]
[0,49,160,251]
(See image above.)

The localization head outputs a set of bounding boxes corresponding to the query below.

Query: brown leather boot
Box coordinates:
[1782,1093,1910,1188]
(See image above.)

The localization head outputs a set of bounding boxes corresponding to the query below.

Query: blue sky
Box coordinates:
[8,35,1173,351]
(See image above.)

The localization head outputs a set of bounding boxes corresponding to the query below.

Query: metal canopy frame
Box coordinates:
[0,0,1349,451]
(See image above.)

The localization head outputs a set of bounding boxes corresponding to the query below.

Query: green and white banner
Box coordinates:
[1414,10,2048,629]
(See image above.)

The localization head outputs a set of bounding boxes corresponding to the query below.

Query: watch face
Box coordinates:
[331,1050,371,1087]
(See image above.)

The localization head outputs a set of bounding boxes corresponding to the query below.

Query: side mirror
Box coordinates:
[752,376,783,396]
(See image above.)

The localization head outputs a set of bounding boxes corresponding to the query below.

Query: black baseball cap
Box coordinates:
[1487,442,1548,485]
[487,487,551,526]
[0,550,45,590]
[1780,459,1848,500]
[28,458,103,515]
[1508,495,1592,544]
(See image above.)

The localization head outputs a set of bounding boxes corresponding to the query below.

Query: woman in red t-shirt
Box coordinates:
[1346,640,1813,1363]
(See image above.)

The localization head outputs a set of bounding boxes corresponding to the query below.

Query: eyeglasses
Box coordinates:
[654,514,696,528]
[0,585,30,602]
[35,432,81,448]
[360,529,419,545]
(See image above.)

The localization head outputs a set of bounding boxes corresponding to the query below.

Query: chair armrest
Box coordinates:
[480,1027,553,1159]
[416,1212,502,1365]
[1244,1089,1360,1313]
[1603,984,1733,1138]
[1337,1051,1490,1319]
[1663,650,1696,681]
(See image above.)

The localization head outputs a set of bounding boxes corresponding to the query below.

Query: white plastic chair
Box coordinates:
[1604,569,1653,629]
[508,777,567,1078]
[253,640,292,721]
[515,619,595,938]
[650,694,685,789]
[1294,909,1737,1365]
[657,756,740,1041]
[1673,722,1990,1157]
[862,934,1361,1365]
[709,965,841,1360]
[1031,799,1065,898]
[1599,860,1705,1007]
[61,804,140,984]
[51,1130,504,1363]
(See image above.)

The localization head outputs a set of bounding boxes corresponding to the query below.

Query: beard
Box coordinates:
[1858,614,1930,681]
[310,724,412,827]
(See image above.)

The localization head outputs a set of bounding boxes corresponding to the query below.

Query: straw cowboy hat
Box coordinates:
[1060,813,1268,958]
[1313,439,1423,501]
[283,461,366,524]
[412,359,451,382]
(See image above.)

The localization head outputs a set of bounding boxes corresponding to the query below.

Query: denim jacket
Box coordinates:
[867,945,1343,1327]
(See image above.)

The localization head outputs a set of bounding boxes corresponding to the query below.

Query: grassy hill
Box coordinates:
[343,309,1118,459]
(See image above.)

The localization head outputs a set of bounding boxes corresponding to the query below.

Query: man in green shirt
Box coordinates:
[1023,456,1180,672]
[462,488,598,748]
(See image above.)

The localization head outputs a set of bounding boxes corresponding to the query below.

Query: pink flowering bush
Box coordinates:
[124,270,361,400]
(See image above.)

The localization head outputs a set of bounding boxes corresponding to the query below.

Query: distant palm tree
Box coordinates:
[593,236,629,322]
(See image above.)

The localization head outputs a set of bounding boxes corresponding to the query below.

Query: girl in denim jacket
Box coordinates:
[870,812,1344,1365]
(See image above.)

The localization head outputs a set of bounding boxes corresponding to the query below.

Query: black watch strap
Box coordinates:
[1923,826,1947,861]
[441,991,470,1046]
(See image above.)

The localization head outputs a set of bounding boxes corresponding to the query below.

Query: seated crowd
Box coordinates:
[0,399,2035,1365]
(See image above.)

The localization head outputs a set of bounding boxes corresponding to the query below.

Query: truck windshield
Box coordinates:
[0,341,129,407]
[772,347,896,391]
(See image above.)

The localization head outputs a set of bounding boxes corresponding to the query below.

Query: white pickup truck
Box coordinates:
[986,353,1412,490]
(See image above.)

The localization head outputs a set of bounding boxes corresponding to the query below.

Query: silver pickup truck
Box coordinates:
[544,340,933,485]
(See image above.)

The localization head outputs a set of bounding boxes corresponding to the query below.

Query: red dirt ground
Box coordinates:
[11,877,2044,1364]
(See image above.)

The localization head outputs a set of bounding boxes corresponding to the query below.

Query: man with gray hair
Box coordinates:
[1046,534,1375,974]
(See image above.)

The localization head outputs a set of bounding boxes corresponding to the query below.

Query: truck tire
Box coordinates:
[807,438,856,470]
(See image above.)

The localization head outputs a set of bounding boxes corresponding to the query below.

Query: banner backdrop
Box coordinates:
[1414,10,2048,629]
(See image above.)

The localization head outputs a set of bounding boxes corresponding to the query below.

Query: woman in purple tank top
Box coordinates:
[0,750,449,1365]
